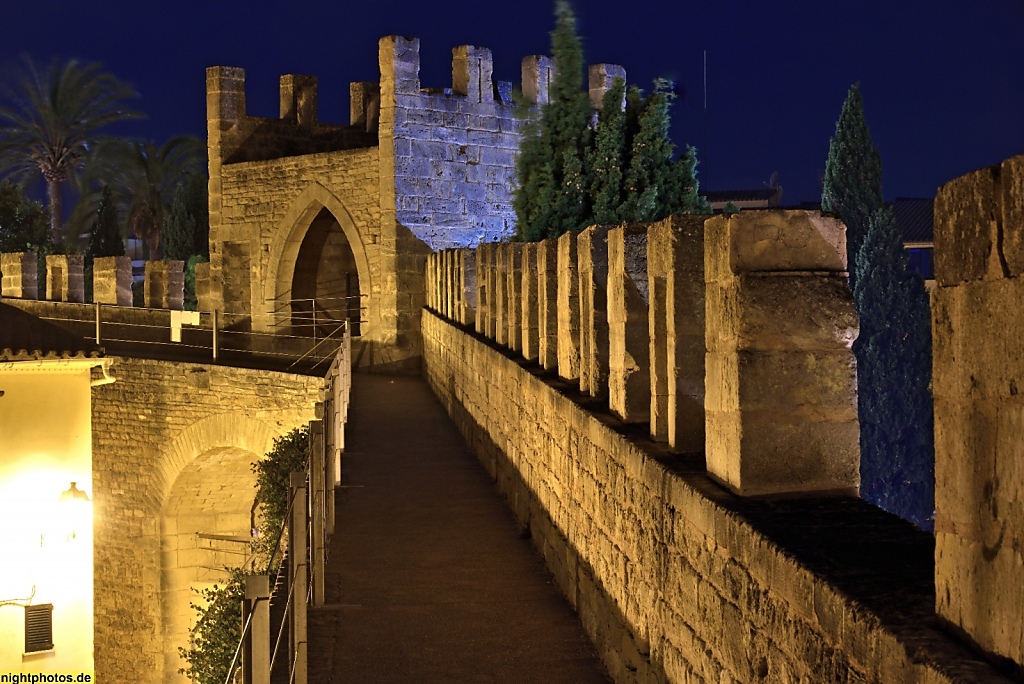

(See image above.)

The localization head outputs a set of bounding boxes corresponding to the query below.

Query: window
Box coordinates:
[24,604,53,653]
[906,247,934,280]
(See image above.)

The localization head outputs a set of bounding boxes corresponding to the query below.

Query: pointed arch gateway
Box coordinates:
[264,183,373,337]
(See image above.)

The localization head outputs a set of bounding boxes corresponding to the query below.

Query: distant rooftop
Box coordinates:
[0,302,103,362]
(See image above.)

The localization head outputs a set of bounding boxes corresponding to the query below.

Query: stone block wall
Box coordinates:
[704,211,859,496]
[422,309,1007,683]
[91,357,320,683]
[46,254,84,303]
[0,251,37,299]
[93,256,132,306]
[933,153,1024,667]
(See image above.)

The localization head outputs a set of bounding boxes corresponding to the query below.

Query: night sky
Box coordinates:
[2,1,1022,205]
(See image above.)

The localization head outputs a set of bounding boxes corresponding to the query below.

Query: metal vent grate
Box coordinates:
[25,604,53,653]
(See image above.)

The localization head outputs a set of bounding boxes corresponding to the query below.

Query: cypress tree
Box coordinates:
[514,0,592,240]
[821,83,884,292]
[588,77,627,225]
[621,81,676,222]
[854,209,934,529]
[161,183,196,262]
[87,185,124,259]
[0,180,48,253]
[185,172,210,258]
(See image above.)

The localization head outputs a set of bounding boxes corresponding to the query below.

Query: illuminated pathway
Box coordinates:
[308,374,610,683]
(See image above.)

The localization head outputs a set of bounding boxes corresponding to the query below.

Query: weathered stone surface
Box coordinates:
[144,261,184,310]
[933,187,1024,665]
[93,256,132,307]
[194,262,212,313]
[557,232,580,381]
[522,55,553,105]
[934,163,1001,286]
[494,244,507,345]
[1002,155,1024,276]
[507,243,523,353]
[422,310,1003,684]
[647,216,706,451]
[459,249,476,325]
[705,211,858,496]
[578,226,609,399]
[706,211,847,279]
[92,357,320,684]
[452,45,493,103]
[608,225,649,423]
[537,239,558,371]
[46,254,84,303]
[1,251,38,299]
[521,243,539,362]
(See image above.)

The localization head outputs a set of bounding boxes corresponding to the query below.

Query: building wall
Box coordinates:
[90,357,321,684]
[0,367,94,675]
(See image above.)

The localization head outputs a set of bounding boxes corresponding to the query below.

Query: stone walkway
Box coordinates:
[308,374,610,683]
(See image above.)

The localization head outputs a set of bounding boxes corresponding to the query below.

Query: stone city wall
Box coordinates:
[423,205,1024,681]
[91,357,320,683]
[932,153,1024,669]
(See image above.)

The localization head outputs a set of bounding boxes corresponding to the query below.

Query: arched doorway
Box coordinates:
[160,446,258,684]
[290,208,363,337]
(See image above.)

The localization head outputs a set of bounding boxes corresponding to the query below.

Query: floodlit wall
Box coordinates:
[90,357,320,684]
[933,153,1024,667]
[422,204,1024,680]
[0,366,94,675]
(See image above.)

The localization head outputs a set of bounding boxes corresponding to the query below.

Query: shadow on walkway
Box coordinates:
[309,374,610,683]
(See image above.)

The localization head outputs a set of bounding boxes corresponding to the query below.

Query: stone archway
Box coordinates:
[161,446,258,684]
[263,183,374,338]
[155,413,279,684]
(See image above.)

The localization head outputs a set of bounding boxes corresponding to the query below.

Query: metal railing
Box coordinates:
[1,298,354,375]
[224,321,352,684]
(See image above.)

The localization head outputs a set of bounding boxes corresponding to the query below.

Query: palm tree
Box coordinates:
[88,136,204,258]
[0,56,140,245]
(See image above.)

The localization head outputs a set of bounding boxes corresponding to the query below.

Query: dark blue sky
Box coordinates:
[2,1,1022,205]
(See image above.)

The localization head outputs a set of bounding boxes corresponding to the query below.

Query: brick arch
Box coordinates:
[264,182,375,337]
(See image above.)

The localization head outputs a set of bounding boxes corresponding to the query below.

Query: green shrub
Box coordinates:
[177,568,246,684]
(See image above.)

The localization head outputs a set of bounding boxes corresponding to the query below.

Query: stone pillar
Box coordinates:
[93,256,132,306]
[494,244,508,346]
[507,243,523,353]
[608,225,650,424]
[537,239,558,371]
[475,244,490,336]
[556,232,581,382]
[459,249,477,326]
[932,154,1024,666]
[441,250,451,319]
[46,254,84,303]
[522,55,553,105]
[648,216,706,451]
[453,45,494,103]
[1,252,38,299]
[195,262,212,313]
[578,226,610,399]
[521,243,539,362]
[425,251,436,311]
[588,63,627,110]
[280,74,317,127]
[145,260,185,310]
[705,211,859,496]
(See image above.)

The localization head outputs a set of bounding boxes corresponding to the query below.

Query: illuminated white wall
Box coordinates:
[0,366,94,674]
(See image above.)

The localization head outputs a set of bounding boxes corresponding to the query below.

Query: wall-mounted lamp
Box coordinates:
[58,482,91,540]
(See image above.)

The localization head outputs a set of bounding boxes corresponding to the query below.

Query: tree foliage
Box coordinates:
[86,185,124,260]
[0,180,48,253]
[514,0,592,241]
[161,182,196,262]
[87,135,204,258]
[177,568,245,684]
[252,425,309,571]
[822,86,934,529]
[853,209,934,529]
[821,83,883,292]
[0,56,140,245]
[514,2,706,241]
